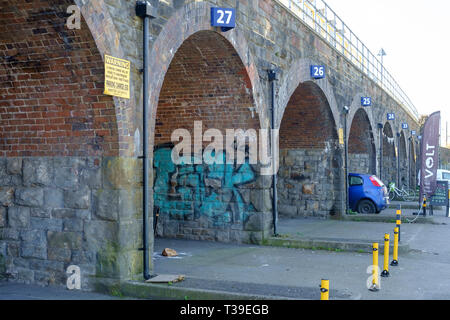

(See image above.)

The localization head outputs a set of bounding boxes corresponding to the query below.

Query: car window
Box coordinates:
[442,172,450,180]
[349,176,363,186]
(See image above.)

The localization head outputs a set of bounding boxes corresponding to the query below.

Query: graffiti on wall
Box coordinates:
[153,147,257,226]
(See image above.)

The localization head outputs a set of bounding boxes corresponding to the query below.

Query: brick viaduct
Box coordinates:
[0,0,420,288]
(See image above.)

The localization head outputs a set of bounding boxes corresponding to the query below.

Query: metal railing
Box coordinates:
[276,0,419,121]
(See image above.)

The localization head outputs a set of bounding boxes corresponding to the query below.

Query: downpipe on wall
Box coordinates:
[378,123,383,180]
[268,69,278,236]
[136,0,157,281]
[397,132,401,187]
[343,106,349,214]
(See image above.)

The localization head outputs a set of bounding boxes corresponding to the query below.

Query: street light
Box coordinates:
[378,48,387,64]
[378,48,387,83]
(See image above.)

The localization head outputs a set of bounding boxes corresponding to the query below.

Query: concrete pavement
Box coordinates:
[147,205,450,300]
[2,203,450,300]
[0,282,123,300]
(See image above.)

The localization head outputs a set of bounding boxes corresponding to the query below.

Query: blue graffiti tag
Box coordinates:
[153,147,257,226]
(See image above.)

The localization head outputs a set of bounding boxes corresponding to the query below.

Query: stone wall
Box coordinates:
[0,157,142,288]
[1,0,422,289]
[348,153,371,175]
[153,147,272,244]
[277,147,342,219]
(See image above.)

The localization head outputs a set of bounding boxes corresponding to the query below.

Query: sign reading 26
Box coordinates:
[310,65,325,79]
[211,8,236,28]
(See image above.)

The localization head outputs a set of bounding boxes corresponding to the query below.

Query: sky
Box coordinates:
[323,0,450,145]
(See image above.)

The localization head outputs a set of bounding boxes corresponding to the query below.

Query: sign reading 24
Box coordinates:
[387,113,395,121]
[211,8,236,29]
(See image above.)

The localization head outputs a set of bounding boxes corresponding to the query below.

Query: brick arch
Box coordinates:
[150,3,267,242]
[154,30,259,147]
[346,94,378,152]
[399,130,407,159]
[0,0,119,157]
[147,1,266,148]
[347,108,376,174]
[277,80,342,218]
[277,58,341,131]
[75,0,135,156]
[279,81,339,149]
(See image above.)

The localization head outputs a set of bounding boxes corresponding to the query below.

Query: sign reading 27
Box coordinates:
[211,8,236,28]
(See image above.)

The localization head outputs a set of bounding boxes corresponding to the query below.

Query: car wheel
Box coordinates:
[357,200,377,214]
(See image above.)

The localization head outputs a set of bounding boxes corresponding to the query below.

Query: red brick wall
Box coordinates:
[155,31,258,146]
[0,0,118,157]
[279,82,338,149]
[348,109,373,154]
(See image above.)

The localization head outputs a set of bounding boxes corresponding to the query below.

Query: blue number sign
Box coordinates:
[402,123,409,129]
[211,8,236,30]
[361,97,372,107]
[387,113,395,121]
[310,65,325,79]
[411,130,416,136]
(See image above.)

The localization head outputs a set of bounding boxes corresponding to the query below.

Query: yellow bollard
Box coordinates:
[391,227,399,266]
[396,218,402,243]
[381,234,390,277]
[369,243,380,291]
[423,195,427,216]
[320,279,329,300]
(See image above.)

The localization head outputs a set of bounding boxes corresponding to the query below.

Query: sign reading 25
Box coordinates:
[361,97,372,107]
[211,8,236,28]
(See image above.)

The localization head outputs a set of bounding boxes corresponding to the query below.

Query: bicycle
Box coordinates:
[387,182,417,202]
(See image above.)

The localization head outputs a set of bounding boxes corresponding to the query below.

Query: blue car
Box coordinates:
[349,173,389,214]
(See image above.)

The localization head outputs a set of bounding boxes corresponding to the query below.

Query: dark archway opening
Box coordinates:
[348,108,376,175]
[399,131,408,188]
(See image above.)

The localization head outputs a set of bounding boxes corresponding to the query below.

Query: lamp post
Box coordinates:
[378,48,387,83]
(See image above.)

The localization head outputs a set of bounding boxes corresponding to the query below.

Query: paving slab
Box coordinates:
[0,282,122,300]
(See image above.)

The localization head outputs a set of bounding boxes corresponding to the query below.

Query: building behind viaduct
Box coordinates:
[0,0,420,288]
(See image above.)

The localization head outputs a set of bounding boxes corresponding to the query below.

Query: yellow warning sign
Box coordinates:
[104,54,130,99]
[338,128,344,145]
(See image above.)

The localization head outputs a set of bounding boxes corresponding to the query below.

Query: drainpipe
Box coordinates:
[397,132,400,186]
[343,106,349,214]
[378,123,383,180]
[136,0,157,281]
[408,137,411,189]
[268,69,278,236]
